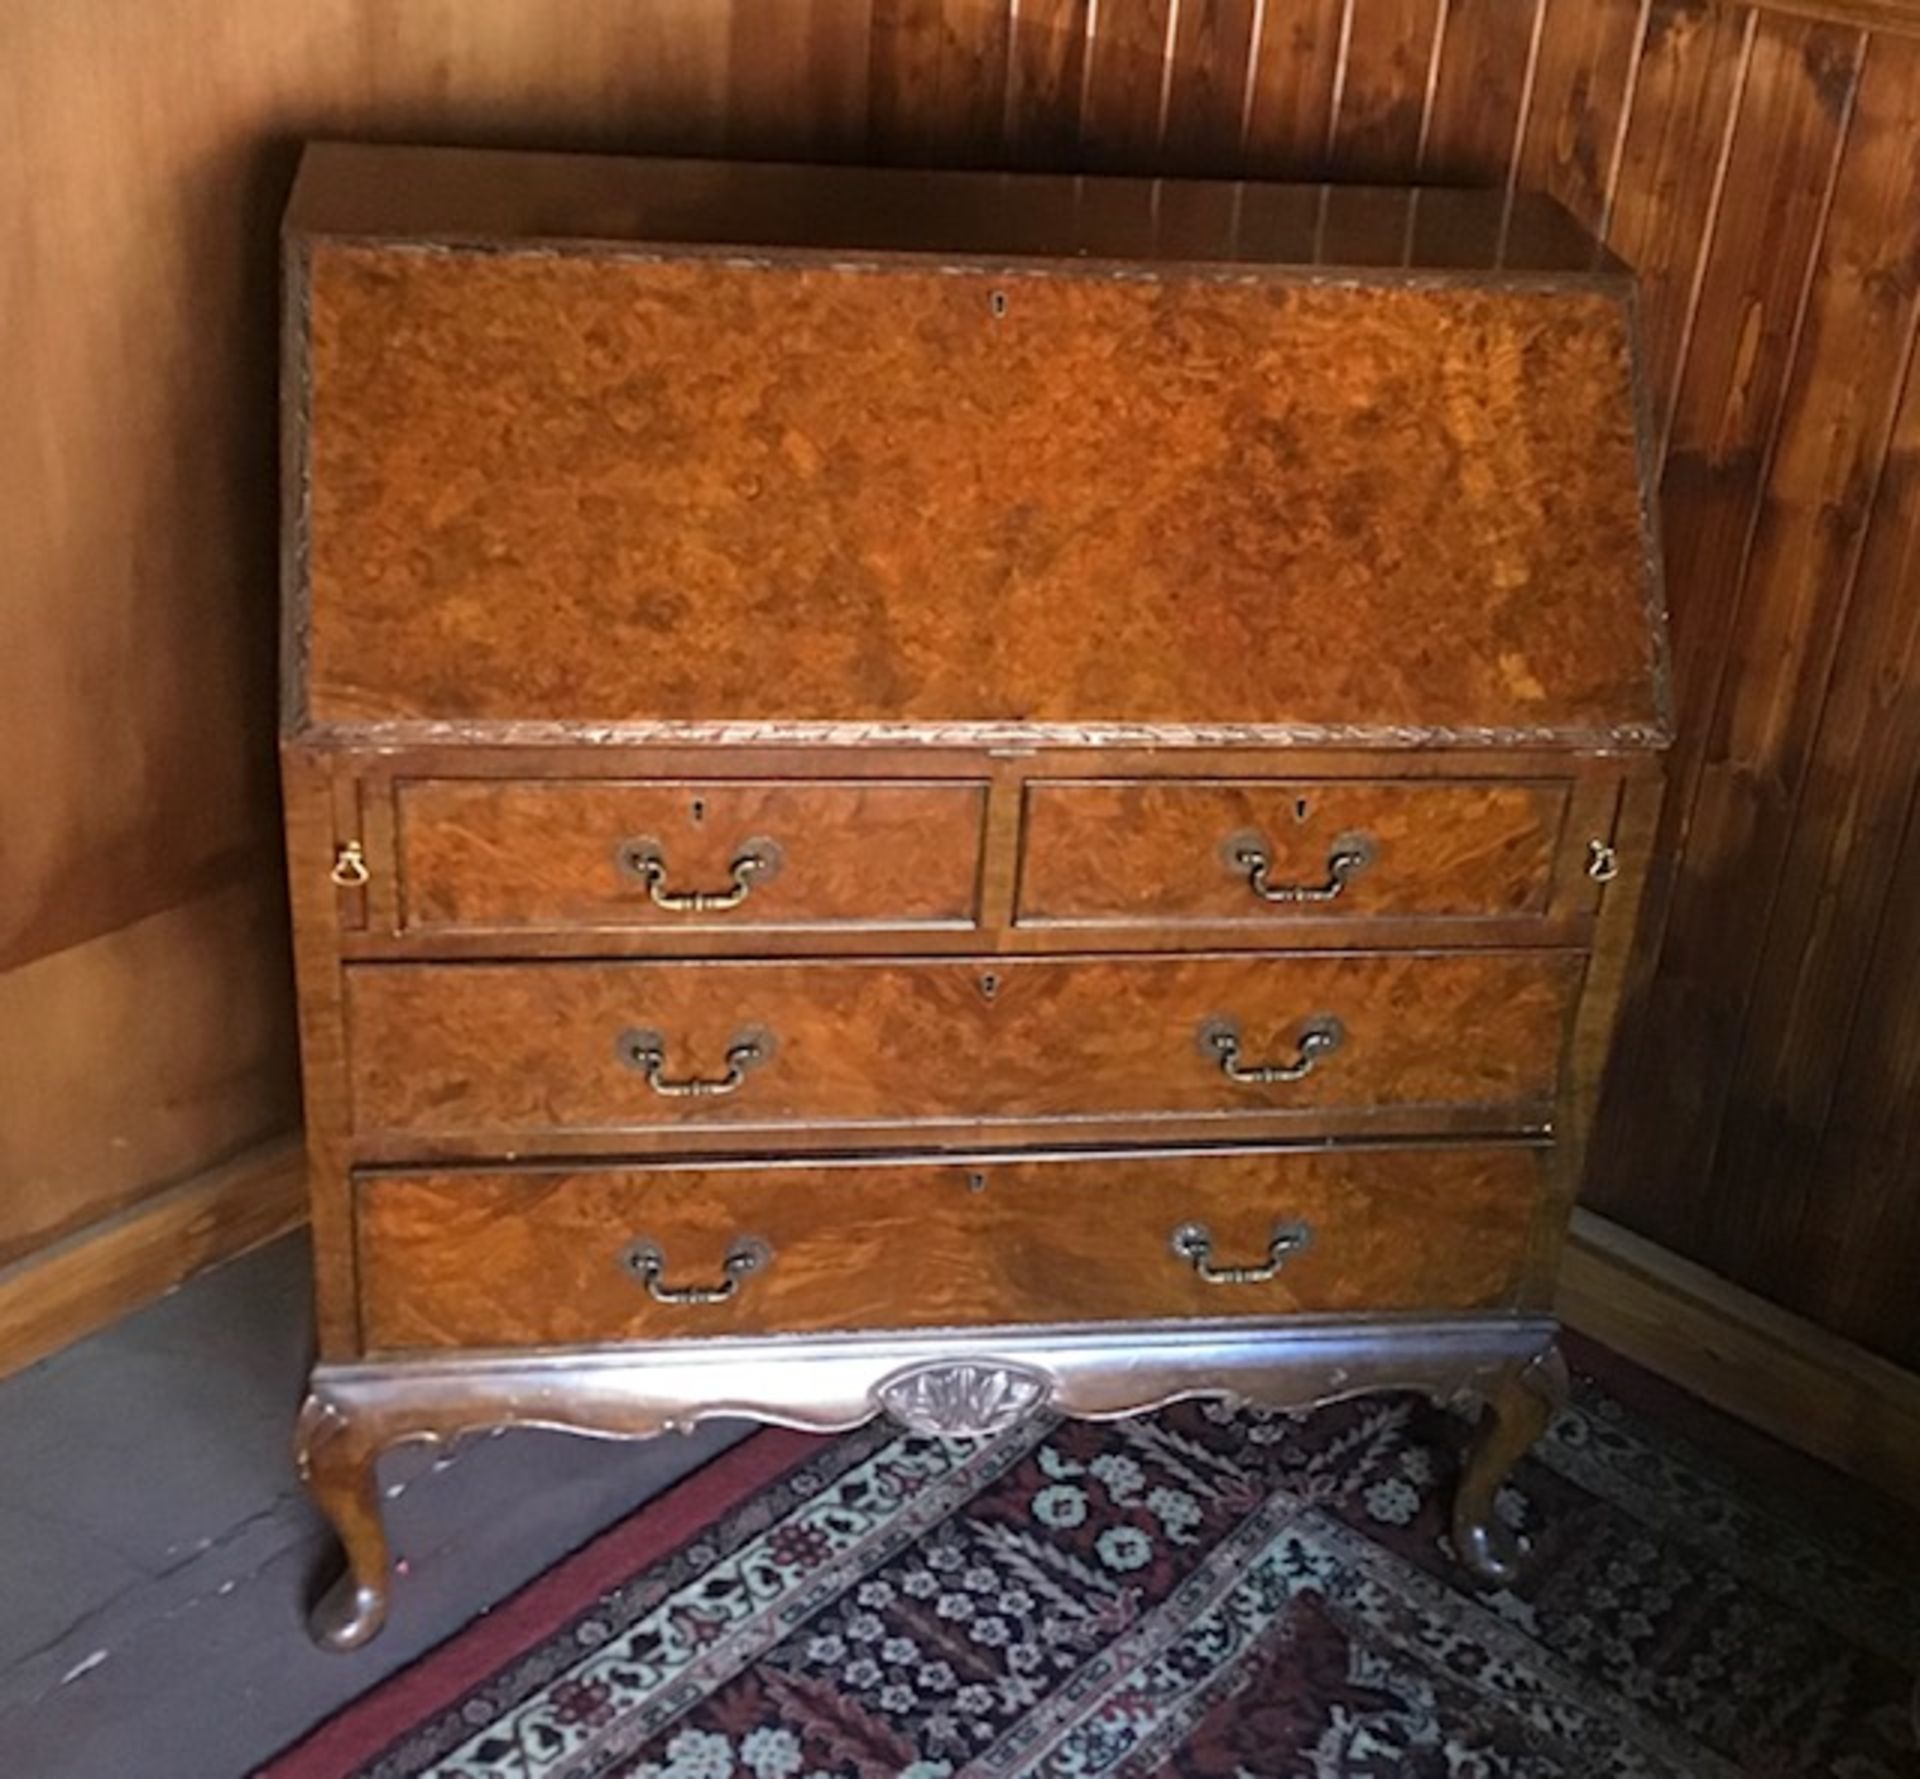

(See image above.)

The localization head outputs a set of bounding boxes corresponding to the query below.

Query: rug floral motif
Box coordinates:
[295,1376,1920,1778]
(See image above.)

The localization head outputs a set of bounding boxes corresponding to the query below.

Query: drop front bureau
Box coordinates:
[280,143,1670,1650]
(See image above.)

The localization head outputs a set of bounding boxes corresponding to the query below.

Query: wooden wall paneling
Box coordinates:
[0,1139,306,1383]
[1078,0,1176,169]
[1161,0,1261,172]
[1659,28,1920,1289]
[1558,1208,1920,1515]
[869,0,1014,164]
[1240,0,1348,174]
[1002,0,1093,163]
[1514,0,1649,228]
[1420,0,1543,185]
[1602,0,1755,417]
[1813,768,1920,1360]
[1750,345,1920,1351]
[1325,0,1446,176]
[1586,10,1863,1255]
[0,879,299,1265]
[335,0,734,153]
[1705,31,1920,1320]
[0,0,288,981]
[724,0,875,159]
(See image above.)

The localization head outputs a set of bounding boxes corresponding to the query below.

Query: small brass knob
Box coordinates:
[1586,840,1620,884]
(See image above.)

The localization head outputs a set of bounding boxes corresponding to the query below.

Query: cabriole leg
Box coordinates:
[296,1389,393,1652]
[1450,1345,1568,1587]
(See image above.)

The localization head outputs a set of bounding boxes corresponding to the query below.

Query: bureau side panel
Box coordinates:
[281,748,361,1357]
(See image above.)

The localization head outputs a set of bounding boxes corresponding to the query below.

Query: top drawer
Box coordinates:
[396,779,987,933]
[1018,779,1570,926]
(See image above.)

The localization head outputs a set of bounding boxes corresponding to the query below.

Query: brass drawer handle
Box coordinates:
[329,840,370,888]
[1227,830,1374,904]
[1200,1015,1344,1085]
[1170,1219,1312,1285]
[617,1028,771,1098]
[616,836,781,912]
[620,1235,772,1305]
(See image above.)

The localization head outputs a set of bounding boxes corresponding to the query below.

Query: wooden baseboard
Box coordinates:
[1559,1207,1920,1513]
[0,1134,306,1381]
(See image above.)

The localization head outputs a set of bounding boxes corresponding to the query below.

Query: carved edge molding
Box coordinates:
[295,1318,1562,1650]
[302,1316,1561,1455]
[297,715,1671,753]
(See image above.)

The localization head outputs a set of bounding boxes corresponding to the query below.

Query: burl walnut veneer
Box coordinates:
[281,144,1669,1651]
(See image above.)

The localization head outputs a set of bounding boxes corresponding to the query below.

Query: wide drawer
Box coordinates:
[345,951,1577,1146]
[395,778,987,932]
[355,1143,1548,1349]
[1018,779,1569,925]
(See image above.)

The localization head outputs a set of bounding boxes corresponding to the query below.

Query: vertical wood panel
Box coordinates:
[1588,11,1861,1259]
[1162,0,1261,171]
[1003,0,1093,162]
[1815,769,1920,1355]
[1326,0,1445,177]
[1763,347,1920,1336]
[724,0,874,158]
[1704,29,1920,1298]
[869,0,1013,163]
[1421,0,1542,184]
[1640,16,1916,1277]
[1515,0,1648,226]
[1079,0,1176,168]
[1603,0,1753,415]
[1240,0,1348,174]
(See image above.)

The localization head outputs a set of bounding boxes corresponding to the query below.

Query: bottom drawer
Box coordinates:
[355,1145,1547,1351]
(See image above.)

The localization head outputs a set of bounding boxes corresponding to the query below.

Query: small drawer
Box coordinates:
[394,778,987,932]
[345,950,1577,1146]
[1017,779,1570,925]
[355,1143,1547,1350]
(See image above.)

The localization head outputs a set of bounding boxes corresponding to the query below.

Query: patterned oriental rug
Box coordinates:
[264,1354,1920,1779]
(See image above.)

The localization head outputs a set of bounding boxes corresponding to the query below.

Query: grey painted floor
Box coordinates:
[0,1236,750,1779]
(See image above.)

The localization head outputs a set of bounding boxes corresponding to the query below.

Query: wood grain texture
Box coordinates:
[869,0,1012,164]
[296,214,1661,746]
[344,950,1579,1145]
[1162,0,1261,173]
[1602,0,1753,415]
[1586,14,1870,1264]
[355,1144,1547,1349]
[1241,0,1349,173]
[1514,0,1647,228]
[0,1137,305,1382]
[1681,29,1920,1289]
[1557,1207,1920,1512]
[394,778,988,932]
[1016,778,1575,923]
[15,0,1920,1387]
[1421,0,1543,185]
[1328,0,1445,177]
[0,878,297,1265]
[1078,0,1175,170]
[1003,0,1093,162]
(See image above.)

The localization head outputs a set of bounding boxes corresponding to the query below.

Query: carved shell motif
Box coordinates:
[873,1359,1052,1437]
